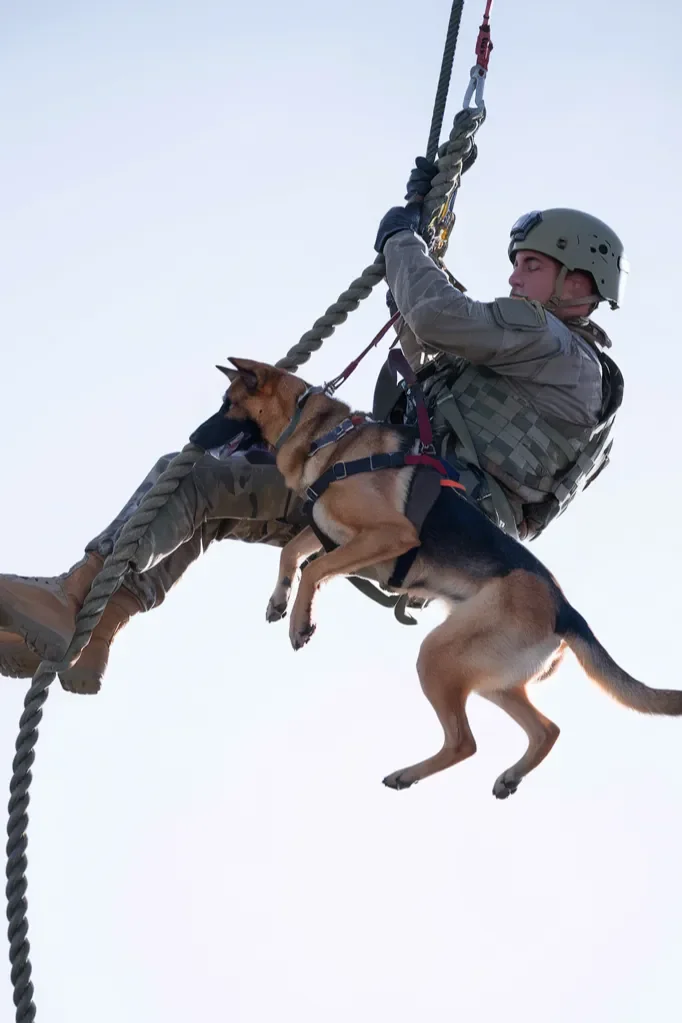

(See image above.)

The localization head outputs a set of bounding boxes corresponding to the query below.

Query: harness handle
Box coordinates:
[387,349,435,451]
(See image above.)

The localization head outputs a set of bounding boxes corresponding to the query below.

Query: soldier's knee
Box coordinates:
[191,451,291,522]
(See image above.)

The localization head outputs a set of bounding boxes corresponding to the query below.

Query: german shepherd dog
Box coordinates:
[219,357,682,799]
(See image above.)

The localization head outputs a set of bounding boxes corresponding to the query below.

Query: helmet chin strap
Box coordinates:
[544,265,602,313]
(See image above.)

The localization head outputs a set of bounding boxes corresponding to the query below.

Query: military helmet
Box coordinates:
[508,208,629,309]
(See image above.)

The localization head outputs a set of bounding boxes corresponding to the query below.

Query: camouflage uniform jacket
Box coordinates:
[378,231,624,540]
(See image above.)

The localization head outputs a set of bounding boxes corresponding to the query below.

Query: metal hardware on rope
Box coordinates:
[463,0,493,110]
[424,0,492,259]
[5,444,204,1022]
[420,104,486,261]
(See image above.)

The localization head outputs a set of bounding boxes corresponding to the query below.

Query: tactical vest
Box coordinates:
[373,324,624,541]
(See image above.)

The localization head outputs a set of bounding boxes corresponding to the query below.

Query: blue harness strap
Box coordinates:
[308,414,375,455]
[303,452,410,512]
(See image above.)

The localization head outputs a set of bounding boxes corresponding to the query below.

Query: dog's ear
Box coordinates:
[227,357,270,395]
[216,365,238,382]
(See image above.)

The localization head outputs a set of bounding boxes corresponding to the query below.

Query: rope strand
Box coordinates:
[5,444,204,1022]
[425,1,465,163]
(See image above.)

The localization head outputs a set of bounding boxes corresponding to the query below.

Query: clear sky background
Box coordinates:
[1,2,681,1021]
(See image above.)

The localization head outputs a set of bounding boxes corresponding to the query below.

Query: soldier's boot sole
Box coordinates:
[0,632,41,679]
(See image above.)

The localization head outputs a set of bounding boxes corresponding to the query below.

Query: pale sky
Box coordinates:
[1,2,682,1021]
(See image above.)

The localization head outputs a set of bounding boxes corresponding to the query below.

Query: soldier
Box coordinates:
[0,160,627,692]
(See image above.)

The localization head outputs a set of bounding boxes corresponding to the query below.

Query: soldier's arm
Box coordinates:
[384,230,562,371]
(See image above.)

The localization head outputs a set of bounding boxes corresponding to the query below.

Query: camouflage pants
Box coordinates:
[85,450,307,610]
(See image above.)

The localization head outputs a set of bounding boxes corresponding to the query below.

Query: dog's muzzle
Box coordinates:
[189,399,263,452]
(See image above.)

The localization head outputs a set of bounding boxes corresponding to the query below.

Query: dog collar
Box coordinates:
[274,385,324,450]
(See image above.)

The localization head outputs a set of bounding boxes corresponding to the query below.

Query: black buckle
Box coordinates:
[332,462,348,480]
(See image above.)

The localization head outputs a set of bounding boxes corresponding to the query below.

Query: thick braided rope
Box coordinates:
[425,0,465,164]
[5,443,203,1022]
[275,0,466,376]
[420,105,485,245]
[4,7,479,1017]
[275,256,387,372]
[275,104,484,374]
[5,69,487,1023]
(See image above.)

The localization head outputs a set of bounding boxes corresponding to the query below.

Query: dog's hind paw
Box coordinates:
[492,771,520,800]
[289,620,316,651]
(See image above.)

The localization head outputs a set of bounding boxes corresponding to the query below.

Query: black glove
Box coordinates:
[374,204,421,254]
[404,146,479,202]
[404,156,439,201]
[375,145,481,255]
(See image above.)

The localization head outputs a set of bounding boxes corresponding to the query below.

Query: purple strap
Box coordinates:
[387,350,434,451]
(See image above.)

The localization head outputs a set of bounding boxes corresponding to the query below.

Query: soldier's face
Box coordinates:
[508,250,561,303]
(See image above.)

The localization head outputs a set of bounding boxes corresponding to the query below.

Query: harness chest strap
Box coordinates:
[303,450,462,510]
[309,414,374,455]
[303,450,466,597]
[304,348,462,511]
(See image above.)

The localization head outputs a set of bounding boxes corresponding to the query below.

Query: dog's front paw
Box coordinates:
[492,770,521,800]
[382,768,418,791]
[266,578,291,623]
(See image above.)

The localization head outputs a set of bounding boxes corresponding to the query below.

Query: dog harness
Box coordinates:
[278,350,467,590]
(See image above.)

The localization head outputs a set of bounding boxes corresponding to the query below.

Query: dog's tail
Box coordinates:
[557,601,682,715]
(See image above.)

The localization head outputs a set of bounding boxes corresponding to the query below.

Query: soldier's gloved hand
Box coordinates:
[404,156,439,201]
[374,204,421,254]
[404,145,478,202]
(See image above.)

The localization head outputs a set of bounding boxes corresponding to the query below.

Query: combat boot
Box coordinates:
[0,559,144,693]
[0,553,104,663]
[59,588,143,694]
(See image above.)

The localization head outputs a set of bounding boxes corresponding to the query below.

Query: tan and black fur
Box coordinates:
[220,357,682,799]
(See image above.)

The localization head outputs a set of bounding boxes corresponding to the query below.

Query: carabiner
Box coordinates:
[463,65,486,110]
